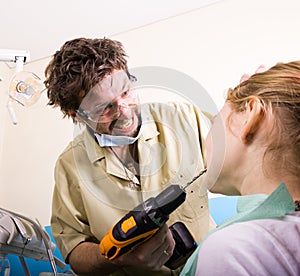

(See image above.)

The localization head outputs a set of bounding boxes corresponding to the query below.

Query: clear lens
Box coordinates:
[79,89,138,123]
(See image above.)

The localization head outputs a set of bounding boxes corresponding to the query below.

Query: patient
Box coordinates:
[181,61,300,275]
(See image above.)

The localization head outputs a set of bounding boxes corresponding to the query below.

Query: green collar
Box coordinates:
[219,182,295,229]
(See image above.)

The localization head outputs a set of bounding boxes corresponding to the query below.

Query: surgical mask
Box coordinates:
[94,125,144,147]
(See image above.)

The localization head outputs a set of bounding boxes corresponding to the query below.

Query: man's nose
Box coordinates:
[110,100,128,120]
[115,99,129,113]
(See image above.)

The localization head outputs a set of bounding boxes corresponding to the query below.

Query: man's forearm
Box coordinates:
[68,225,174,274]
[68,241,121,275]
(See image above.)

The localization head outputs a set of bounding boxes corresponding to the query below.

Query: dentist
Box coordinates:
[45,37,215,275]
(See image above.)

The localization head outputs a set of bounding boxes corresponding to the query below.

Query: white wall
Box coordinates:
[119,0,300,108]
[0,59,74,225]
[1,0,300,225]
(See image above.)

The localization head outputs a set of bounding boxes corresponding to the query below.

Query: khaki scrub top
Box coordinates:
[51,101,216,275]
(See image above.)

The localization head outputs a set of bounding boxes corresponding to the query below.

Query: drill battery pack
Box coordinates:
[164,221,198,270]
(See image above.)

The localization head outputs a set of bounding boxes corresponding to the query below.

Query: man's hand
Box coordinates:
[68,224,175,275]
[112,223,175,271]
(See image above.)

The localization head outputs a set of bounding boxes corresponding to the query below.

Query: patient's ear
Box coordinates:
[241,97,264,144]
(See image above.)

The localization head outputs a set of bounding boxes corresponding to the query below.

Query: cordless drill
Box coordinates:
[99,169,206,269]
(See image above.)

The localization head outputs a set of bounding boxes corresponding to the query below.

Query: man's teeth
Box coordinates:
[116,118,132,129]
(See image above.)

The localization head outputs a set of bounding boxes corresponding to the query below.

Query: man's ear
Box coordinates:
[68,111,83,123]
[241,97,264,143]
[69,111,76,119]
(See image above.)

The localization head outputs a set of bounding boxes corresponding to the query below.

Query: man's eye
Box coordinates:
[122,90,129,97]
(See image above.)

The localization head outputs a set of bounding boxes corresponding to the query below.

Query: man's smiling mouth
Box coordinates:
[114,118,133,129]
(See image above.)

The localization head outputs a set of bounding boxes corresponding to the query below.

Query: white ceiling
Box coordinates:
[0,0,222,63]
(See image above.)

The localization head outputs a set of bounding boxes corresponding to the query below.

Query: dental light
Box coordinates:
[0,49,43,124]
[0,49,30,63]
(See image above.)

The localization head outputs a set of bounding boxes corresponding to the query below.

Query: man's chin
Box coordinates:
[112,127,138,137]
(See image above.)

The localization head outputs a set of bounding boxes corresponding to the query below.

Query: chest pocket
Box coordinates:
[172,180,208,222]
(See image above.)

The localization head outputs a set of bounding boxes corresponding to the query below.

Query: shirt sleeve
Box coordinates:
[51,151,97,261]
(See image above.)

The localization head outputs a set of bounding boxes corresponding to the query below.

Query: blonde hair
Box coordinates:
[227,61,300,178]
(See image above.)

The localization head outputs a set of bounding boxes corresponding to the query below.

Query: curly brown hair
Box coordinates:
[227,61,300,178]
[44,37,128,117]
